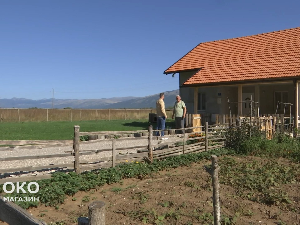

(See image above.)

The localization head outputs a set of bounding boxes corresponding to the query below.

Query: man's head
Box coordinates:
[160,93,165,99]
[176,95,181,102]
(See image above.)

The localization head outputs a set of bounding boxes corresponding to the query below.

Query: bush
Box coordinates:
[225,122,300,162]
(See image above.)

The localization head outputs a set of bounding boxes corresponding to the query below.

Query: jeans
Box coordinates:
[156,116,166,136]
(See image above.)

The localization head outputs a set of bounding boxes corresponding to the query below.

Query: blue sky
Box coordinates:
[1,0,299,100]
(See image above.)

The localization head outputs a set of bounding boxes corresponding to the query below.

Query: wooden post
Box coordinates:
[265,119,267,139]
[47,109,49,122]
[232,115,236,127]
[18,108,20,122]
[74,125,80,174]
[216,114,219,125]
[250,95,253,126]
[108,109,110,121]
[222,114,225,125]
[211,155,221,225]
[238,84,243,116]
[294,80,299,136]
[269,116,273,139]
[148,125,153,163]
[80,110,82,121]
[71,109,73,122]
[112,139,116,168]
[205,122,208,151]
[280,115,284,133]
[88,201,106,225]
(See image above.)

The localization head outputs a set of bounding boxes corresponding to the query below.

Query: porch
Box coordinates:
[180,80,300,129]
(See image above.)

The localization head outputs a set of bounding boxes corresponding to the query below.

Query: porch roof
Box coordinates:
[164,27,300,85]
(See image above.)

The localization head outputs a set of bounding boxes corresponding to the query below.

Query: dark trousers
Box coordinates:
[175,117,184,134]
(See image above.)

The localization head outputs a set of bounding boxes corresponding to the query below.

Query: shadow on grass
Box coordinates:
[123,121,175,130]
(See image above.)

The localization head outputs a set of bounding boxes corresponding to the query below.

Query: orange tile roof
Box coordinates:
[164,27,300,85]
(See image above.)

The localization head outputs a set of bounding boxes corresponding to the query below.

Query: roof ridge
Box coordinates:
[204,27,300,44]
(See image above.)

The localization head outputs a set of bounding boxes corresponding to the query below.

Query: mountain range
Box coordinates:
[0,90,179,109]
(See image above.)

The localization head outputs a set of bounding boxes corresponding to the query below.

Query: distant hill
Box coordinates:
[0,90,179,109]
[102,90,179,109]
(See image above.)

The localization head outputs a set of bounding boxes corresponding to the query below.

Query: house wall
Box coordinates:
[258,83,295,115]
[179,71,199,114]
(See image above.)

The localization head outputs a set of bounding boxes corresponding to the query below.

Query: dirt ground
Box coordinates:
[1,156,299,225]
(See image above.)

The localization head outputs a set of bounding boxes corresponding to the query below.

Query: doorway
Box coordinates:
[242,93,254,116]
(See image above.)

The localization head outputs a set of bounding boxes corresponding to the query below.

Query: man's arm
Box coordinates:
[172,104,175,119]
[183,106,186,118]
[182,101,186,118]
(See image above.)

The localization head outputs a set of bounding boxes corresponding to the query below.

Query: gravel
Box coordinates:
[0,137,181,180]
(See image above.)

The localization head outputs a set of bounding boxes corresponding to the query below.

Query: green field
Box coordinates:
[0,119,175,140]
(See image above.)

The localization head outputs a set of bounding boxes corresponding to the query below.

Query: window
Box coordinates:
[274,91,288,110]
[198,93,206,110]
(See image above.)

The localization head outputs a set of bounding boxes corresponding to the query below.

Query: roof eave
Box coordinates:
[181,76,300,87]
[164,68,202,75]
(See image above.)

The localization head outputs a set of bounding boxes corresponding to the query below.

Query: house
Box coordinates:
[164,27,300,127]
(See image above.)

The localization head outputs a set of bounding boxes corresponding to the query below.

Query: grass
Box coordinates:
[0,119,175,140]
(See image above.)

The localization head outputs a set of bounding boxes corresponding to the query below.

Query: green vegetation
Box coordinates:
[0,119,174,140]
[219,157,299,207]
[225,122,300,163]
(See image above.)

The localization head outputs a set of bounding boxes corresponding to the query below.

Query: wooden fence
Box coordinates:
[73,123,226,173]
[0,108,172,122]
[0,124,226,184]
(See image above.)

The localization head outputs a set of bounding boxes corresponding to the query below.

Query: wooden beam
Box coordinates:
[294,80,299,133]
[238,84,243,116]
[0,196,47,225]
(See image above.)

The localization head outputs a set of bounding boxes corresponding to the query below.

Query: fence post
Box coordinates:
[71,109,73,122]
[88,201,106,225]
[205,122,208,151]
[109,109,110,121]
[18,109,20,122]
[280,115,284,133]
[211,155,221,225]
[148,125,153,163]
[74,125,80,174]
[47,109,49,122]
[112,139,116,168]
[264,119,267,139]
